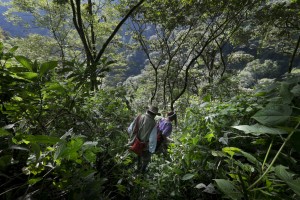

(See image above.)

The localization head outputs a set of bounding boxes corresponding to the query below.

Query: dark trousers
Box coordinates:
[137,150,151,173]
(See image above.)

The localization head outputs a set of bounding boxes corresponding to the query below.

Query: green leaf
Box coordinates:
[3,124,14,129]
[17,72,38,80]
[291,84,300,96]
[15,56,33,71]
[202,94,211,102]
[0,42,3,52]
[232,124,287,135]
[275,165,300,197]
[28,177,42,185]
[240,151,260,165]
[32,60,38,73]
[254,83,277,96]
[0,128,11,136]
[252,104,292,126]
[279,82,293,104]
[24,135,61,145]
[211,150,227,157]
[182,173,195,180]
[275,165,293,180]
[8,67,30,73]
[11,96,23,101]
[59,138,84,161]
[204,133,215,142]
[288,179,300,197]
[84,149,98,163]
[9,46,18,53]
[222,147,241,157]
[30,142,41,161]
[54,142,66,161]
[214,179,242,200]
[10,145,29,151]
[195,183,206,189]
[43,82,65,93]
[40,61,57,76]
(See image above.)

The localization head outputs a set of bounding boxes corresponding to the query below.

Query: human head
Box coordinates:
[147,105,161,116]
[167,111,177,126]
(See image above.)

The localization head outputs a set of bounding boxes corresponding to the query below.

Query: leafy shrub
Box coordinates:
[0,43,133,199]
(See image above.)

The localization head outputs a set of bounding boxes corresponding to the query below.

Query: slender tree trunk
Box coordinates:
[216,40,226,77]
[288,34,300,73]
[70,0,146,91]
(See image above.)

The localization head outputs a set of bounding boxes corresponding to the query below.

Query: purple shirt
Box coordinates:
[158,118,172,137]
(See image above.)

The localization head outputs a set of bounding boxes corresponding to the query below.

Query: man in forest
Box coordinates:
[127,106,160,174]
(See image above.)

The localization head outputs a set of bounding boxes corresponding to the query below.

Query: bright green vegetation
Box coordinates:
[0,0,300,199]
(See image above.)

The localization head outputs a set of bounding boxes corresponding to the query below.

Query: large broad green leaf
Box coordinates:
[291,84,300,96]
[232,124,287,135]
[214,179,242,200]
[59,138,84,162]
[9,67,30,73]
[279,82,293,104]
[254,83,277,97]
[275,165,300,197]
[54,141,66,161]
[30,142,41,161]
[240,151,260,165]
[43,82,65,93]
[17,72,38,80]
[252,104,292,126]
[40,61,57,76]
[15,56,33,71]
[182,173,195,180]
[24,135,61,145]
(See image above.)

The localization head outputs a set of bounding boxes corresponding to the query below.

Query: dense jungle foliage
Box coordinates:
[0,0,300,199]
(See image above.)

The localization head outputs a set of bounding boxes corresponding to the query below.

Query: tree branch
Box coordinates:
[94,0,146,64]
[70,0,92,63]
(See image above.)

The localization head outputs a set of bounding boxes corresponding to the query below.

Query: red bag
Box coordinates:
[129,115,147,155]
[130,137,146,156]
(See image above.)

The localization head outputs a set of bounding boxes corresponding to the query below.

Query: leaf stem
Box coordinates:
[248,120,300,190]
[262,139,273,171]
[238,169,249,200]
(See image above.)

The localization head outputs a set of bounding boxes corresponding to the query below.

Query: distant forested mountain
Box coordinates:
[0,3,48,37]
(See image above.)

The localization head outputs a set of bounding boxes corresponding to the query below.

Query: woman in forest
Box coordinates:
[156,111,177,154]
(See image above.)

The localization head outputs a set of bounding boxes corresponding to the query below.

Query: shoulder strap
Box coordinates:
[133,115,141,136]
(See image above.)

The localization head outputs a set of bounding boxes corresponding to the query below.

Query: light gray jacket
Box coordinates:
[128,112,157,153]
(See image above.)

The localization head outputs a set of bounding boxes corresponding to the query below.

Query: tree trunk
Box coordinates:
[288,34,300,73]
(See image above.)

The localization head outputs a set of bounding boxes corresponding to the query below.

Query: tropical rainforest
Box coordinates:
[0,0,300,199]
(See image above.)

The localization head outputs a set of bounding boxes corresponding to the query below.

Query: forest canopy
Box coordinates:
[0,0,300,199]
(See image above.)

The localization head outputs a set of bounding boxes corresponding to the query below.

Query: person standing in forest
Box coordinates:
[155,111,177,154]
[127,106,161,174]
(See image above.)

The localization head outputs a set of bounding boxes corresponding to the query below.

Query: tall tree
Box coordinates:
[131,0,261,110]
[247,0,300,73]
[2,0,146,90]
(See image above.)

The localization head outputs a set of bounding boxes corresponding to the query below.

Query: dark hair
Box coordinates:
[147,110,156,117]
[167,111,177,126]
